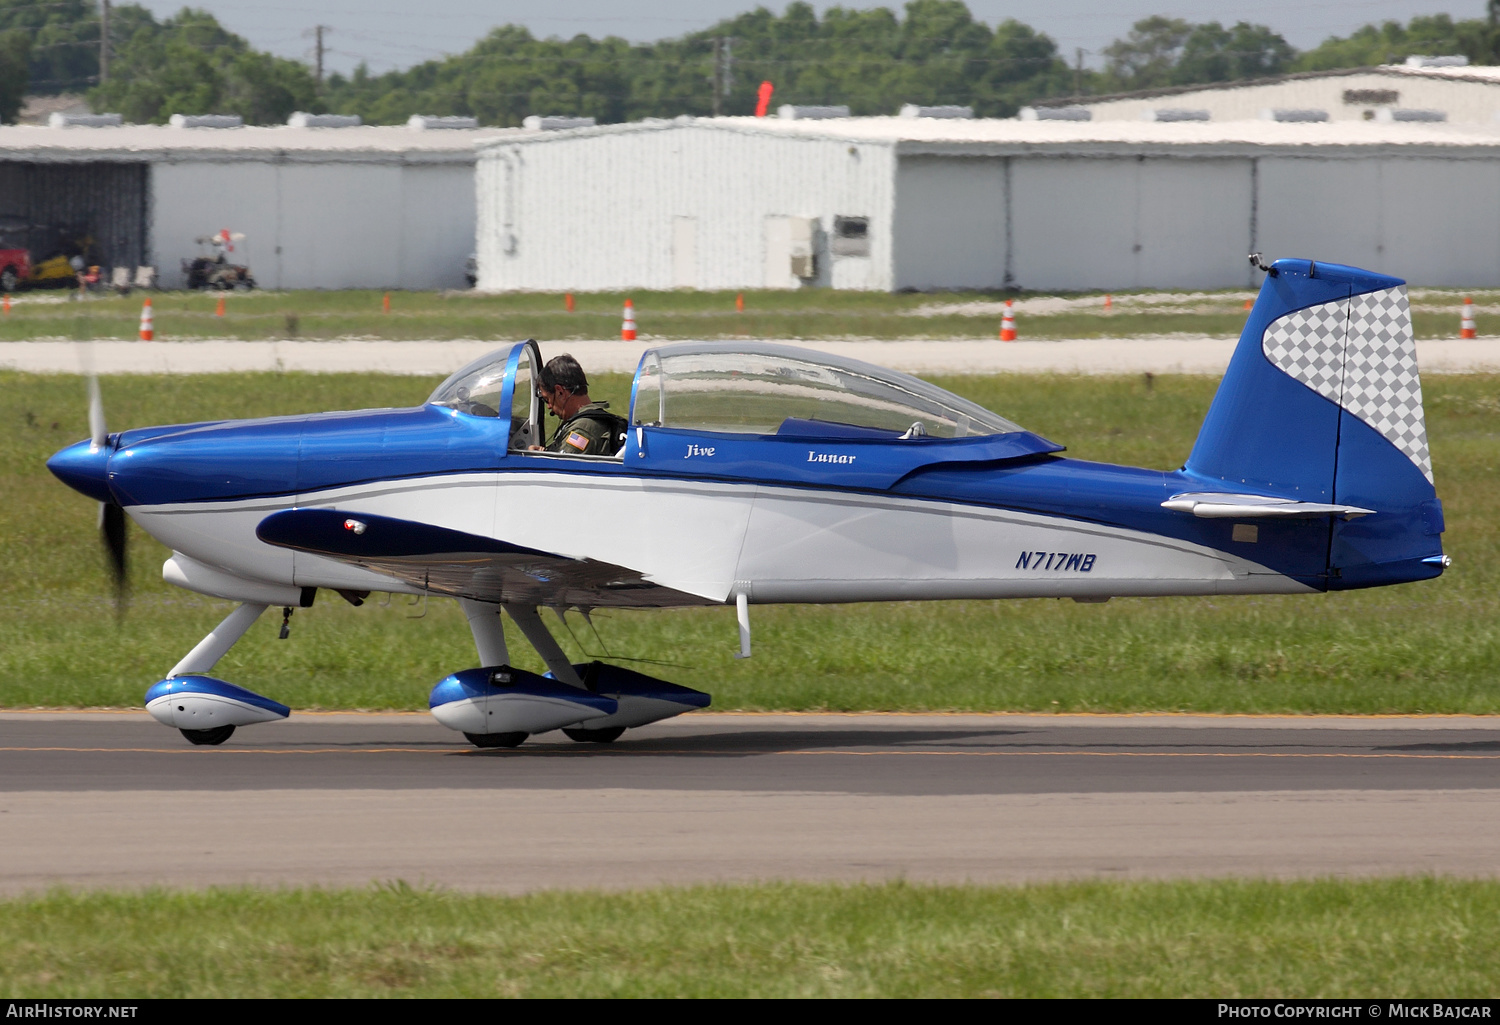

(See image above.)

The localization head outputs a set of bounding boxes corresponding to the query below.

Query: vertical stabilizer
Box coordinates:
[1185,259,1443,588]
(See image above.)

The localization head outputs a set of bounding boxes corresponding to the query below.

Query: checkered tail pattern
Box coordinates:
[1261,287,1431,483]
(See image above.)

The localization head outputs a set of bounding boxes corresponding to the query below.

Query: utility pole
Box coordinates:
[1074,47,1083,97]
[710,36,733,116]
[711,37,722,116]
[315,25,328,91]
[99,0,110,84]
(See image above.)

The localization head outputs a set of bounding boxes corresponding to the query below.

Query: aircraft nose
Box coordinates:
[47,439,114,503]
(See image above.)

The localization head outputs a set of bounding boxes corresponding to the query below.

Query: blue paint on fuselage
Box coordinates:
[102,404,509,507]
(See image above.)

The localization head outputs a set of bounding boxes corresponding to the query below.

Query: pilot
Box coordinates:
[531,354,627,456]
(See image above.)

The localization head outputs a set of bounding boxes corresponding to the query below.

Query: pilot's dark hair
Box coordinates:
[540,354,588,395]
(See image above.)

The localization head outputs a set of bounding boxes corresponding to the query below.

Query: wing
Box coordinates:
[255,508,710,608]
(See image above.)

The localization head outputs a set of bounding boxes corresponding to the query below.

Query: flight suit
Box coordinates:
[544,401,626,456]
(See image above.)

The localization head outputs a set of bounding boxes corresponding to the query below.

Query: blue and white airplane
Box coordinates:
[47,258,1447,747]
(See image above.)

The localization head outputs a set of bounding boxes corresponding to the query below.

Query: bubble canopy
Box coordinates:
[429,348,514,418]
[630,341,1023,439]
[428,341,1025,442]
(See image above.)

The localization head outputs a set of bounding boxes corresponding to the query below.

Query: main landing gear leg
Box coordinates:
[458,598,509,668]
[504,605,584,687]
[168,602,267,678]
[165,602,268,746]
[506,605,624,745]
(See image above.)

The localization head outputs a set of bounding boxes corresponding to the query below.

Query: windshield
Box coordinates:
[428,347,514,417]
[632,342,1022,438]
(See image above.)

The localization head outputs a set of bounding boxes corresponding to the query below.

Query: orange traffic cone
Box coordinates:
[1244,299,1253,310]
[214,294,226,318]
[565,292,575,312]
[2,294,9,315]
[1461,297,1477,339]
[139,297,154,341]
[736,292,745,312]
[999,300,1017,341]
[1103,294,1112,310]
[621,298,637,341]
[383,292,391,314]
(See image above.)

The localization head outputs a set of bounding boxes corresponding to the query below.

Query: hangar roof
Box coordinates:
[0,124,531,164]
[1037,63,1500,109]
[477,113,1500,158]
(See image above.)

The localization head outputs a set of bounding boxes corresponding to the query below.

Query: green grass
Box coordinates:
[2,370,1496,713]
[3,879,1499,996]
[0,287,1488,341]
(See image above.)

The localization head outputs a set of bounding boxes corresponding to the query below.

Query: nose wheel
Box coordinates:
[180,725,236,746]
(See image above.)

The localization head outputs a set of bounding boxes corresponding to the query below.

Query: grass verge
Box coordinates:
[0,287,1486,341]
[3,879,1498,997]
[2,371,1496,713]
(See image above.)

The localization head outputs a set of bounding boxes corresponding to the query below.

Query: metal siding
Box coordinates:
[1010,157,1140,291]
[477,126,894,291]
[279,163,403,289]
[1376,158,1500,286]
[475,121,1500,292]
[892,156,1006,290]
[151,161,280,290]
[152,159,474,290]
[1134,157,1252,289]
[1257,158,1384,274]
[398,163,475,290]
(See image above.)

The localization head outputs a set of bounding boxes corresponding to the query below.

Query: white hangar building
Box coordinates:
[475,114,1500,293]
[1062,62,1500,124]
[0,122,518,290]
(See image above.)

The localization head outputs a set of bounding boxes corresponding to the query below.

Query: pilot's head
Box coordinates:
[538,354,589,417]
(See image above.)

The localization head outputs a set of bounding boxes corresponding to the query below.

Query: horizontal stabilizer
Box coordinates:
[1162,493,1374,519]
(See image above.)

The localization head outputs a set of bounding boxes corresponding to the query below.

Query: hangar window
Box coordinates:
[832,216,871,257]
[632,342,1022,439]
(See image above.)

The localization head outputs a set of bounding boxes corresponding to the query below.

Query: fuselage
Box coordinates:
[49,400,1428,609]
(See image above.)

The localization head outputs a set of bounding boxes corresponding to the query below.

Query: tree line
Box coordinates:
[3,0,1500,126]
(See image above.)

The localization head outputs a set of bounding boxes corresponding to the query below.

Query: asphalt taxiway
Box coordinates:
[2,711,1498,893]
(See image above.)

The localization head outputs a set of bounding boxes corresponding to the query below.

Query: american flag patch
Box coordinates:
[564,430,590,451]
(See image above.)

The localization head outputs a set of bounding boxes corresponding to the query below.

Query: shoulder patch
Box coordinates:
[564,431,591,452]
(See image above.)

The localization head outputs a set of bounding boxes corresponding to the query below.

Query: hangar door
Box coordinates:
[0,162,150,273]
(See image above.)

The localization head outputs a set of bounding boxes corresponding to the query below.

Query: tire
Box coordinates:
[464,731,527,749]
[180,725,236,746]
[0,267,17,292]
[562,726,626,744]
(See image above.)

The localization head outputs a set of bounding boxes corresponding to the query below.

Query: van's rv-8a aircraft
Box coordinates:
[47,258,1447,748]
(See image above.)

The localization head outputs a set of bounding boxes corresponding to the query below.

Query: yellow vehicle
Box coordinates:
[25,232,96,288]
[28,252,79,285]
